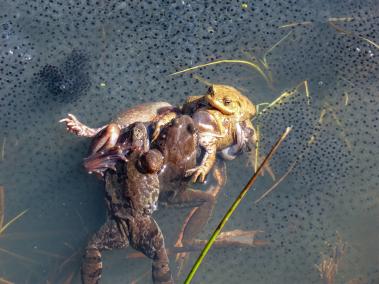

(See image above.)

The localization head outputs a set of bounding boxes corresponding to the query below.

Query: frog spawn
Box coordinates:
[0,0,378,283]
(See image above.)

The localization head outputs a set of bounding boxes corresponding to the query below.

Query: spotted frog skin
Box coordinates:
[81,123,173,284]
[153,84,257,183]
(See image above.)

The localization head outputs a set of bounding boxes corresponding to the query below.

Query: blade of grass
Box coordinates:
[184,127,292,283]
[192,74,212,86]
[262,31,292,68]
[279,21,312,28]
[328,21,379,50]
[256,109,327,204]
[343,92,349,106]
[254,125,260,173]
[0,277,14,284]
[170,59,272,86]
[0,209,28,235]
[0,247,38,265]
[254,159,297,204]
[1,137,5,161]
[0,186,4,229]
[304,80,310,105]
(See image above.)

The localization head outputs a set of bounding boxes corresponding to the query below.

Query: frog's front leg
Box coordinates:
[59,113,105,137]
[151,111,179,142]
[185,134,218,183]
[89,123,121,154]
[59,114,120,154]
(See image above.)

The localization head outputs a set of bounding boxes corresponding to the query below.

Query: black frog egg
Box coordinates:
[0,0,378,283]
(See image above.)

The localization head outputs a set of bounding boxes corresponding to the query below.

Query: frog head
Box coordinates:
[205,84,256,120]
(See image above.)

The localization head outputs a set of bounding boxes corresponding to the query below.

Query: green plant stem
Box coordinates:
[184,127,292,284]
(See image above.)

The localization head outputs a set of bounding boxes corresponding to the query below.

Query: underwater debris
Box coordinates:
[46,214,93,284]
[249,103,276,181]
[254,124,260,173]
[261,80,309,112]
[328,20,379,50]
[0,277,14,284]
[249,82,309,179]
[324,102,352,151]
[185,127,292,283]
[240,3,253,13]
[130,270,150,284]
[45,243,82,284]
[328,17,354,22]
[338,76,355,86]
[33,249,64,260]
[255,103,327,204]
[304,80,310,105]
[279,17,353,29]
[319,108,327,124]
[0,187,33,266]
[0,247,37,265]
[1,138,5,161]
[281,17,379,50]
[252,103,267,174]
[279,21,312,29]
[343,92,349,106]
[127,230,268,260]
[241,31,293,87]
[315,234,347,284]
[0,186,4,228]
[262,31,293,69]
[0,209,28,235]
[191,74,212,86]
[254,160,297,204]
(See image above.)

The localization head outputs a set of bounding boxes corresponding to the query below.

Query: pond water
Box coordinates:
[0,0,378,283]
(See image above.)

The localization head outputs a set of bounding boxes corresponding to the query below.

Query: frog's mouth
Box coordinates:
[205,94,234,115]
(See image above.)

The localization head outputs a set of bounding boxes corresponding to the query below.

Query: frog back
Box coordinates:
[112,102,174,129]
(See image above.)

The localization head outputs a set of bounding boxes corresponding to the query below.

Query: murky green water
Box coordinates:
[0,1,378,283]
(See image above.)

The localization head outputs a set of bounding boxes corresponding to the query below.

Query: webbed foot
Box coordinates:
[152,123,162,142]
[59,113,99,137]
[84,145,129,176]
[185,166,208,183]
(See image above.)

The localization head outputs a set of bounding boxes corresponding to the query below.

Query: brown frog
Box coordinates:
[153,114,261,275]
[60,102,178,155]
[81,123,173,284]
[77,116,261,283]
[153,84,257,183]
[154,115,224,248]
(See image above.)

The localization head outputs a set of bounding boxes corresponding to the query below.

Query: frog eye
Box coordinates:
[224,98,232,105]
[208,86,214,95]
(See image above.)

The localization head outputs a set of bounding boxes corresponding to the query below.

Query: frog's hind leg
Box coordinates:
[59,114,105,137]
[89,123,121,155]
[129,217,173,284]
[82,219,129,284]
[83,145,129,176]
[176,163,226,246]
[169,163,226,276]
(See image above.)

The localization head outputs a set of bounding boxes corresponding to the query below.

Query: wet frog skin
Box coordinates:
[153,84,257,183]
[81,123,173,284]
[60,102,177,155]
[154,115,225,251]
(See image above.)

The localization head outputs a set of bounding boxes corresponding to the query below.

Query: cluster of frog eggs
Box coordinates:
[0,0,378,283]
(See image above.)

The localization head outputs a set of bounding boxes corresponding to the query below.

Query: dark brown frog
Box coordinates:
[81,123,173,284]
